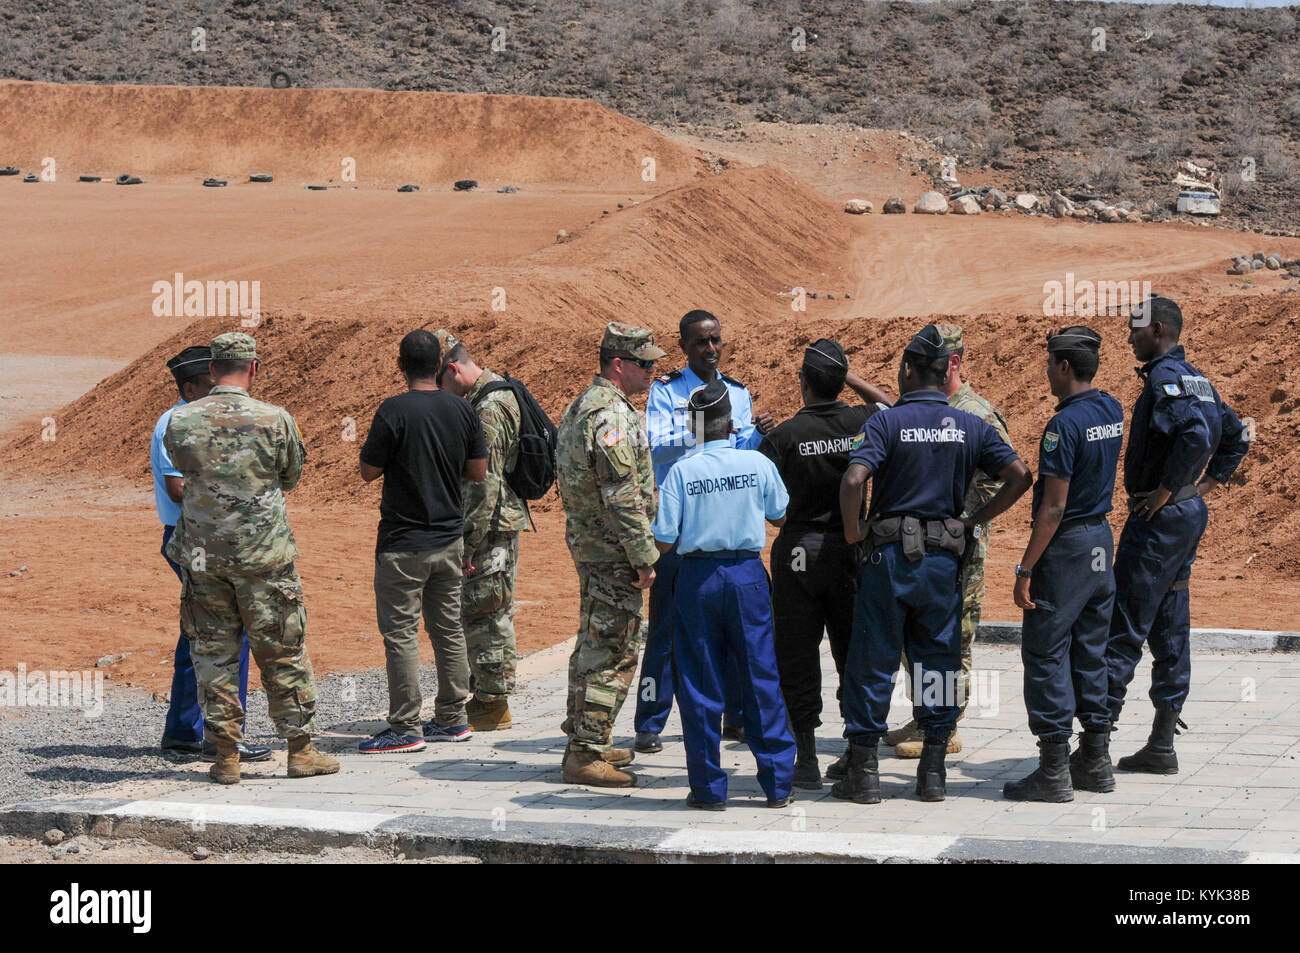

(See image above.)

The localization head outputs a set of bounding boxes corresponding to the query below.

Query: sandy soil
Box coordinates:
[1,82,1297,692]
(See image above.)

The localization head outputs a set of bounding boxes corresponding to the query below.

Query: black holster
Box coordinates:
[868,516,966,563]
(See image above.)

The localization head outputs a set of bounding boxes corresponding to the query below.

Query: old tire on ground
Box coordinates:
[397,184,419,192]
[453,179,478,191]
[0,166,19,176]
[270,70,292,89]
[249,173,273,182]
[116,174,143,185]
[23,174,39,182]
[305,184,327,190]
[79,175,102,182]
[203,178,227,187]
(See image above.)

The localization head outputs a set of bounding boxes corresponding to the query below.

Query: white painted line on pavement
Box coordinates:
[107,800,396,833]
[655,828,957,861]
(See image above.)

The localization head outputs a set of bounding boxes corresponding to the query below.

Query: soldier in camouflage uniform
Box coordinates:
[556,322,666,787]
[164,332,338,785]
[433,329,529,731]
[889,324,1011,758]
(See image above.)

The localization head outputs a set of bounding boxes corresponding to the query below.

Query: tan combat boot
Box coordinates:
[603,747,634,768]
[884,720,923,747]
[896,728,962,759]
[466,696,513,732]
[562,746,635,788]
[287,736,340,778]
[209,743,240,785]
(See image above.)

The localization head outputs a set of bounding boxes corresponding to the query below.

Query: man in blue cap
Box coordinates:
[836,325,1031,803]
[635,309,774,753]
[153,345,268,764]
[1006,326,1123,801]
[652,379,794,809]
[1103,296,1249,774]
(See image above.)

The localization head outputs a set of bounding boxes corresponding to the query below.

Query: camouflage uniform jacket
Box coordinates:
[556,375,657,569]
[462,368,528,551]
[163,384,306,574]
[950,382,1011,521]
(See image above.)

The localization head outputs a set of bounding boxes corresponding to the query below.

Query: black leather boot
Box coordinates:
[830,741,881,804]
[793,728,823,790]
[825,749,849,780]
[1117,709,1183,775]
[1070,730,1116,792]
[1004,740,1074,802]
[916,738,948,802]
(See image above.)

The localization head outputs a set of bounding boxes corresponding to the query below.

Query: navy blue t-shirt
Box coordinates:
[848,390,1019,520]
[1032,389,1124,522]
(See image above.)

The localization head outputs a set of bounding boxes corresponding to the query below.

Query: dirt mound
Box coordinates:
[0,81,706,189]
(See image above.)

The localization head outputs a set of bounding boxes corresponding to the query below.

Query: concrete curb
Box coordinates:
[979,622,1300,652]
[2,797,1295,864]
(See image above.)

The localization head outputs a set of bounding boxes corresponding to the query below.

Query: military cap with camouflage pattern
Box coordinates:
[933,323,964,355]
[211,332,257,361]
[599,322,667,361]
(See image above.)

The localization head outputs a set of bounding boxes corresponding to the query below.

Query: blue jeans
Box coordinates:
[1105,497,1208,720]
[1021,518,1115,741]
[161,524,250,741]
[842,543,961,744]
[671,553,794,803]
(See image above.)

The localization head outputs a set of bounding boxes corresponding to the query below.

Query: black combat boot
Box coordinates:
[793,728,823,790]
[825,749,849,780]
[1116,709,1183,775]
[1070,730,1116,793]
[916,738,948,802]
[1004,740,1074,802]
[830,741,881,804]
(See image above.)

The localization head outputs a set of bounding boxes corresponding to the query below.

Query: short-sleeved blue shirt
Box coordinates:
[653,440,788,553]
[1032,388,1124,522]
[848,389,1019,520]
[646,367,760,485]
[151,402,184,526]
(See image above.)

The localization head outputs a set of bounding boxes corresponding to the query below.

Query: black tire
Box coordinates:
[116,174,143,185]
[453,179,478,191]
[249,173,273,183]
[0,167,19,176]
[23,174,38,182]
[270,70,292,89]
[79,175,102,182]
[305,184,327,190]
[397,184,418,192]
[203,178,227,187]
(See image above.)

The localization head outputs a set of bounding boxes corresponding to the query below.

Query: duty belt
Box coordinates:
[866,515,966,563]
[1127,484,1200,510]
[680,549,760,560]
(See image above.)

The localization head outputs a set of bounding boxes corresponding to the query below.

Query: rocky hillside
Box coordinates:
[2,0,1298,230]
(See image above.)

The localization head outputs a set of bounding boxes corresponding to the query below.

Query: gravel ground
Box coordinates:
[0,832,479,864]
[0,665,438,806]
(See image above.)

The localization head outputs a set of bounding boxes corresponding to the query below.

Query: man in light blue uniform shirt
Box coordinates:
[652,380,794,809]
[635,309,775,753]
[152,346,265,762]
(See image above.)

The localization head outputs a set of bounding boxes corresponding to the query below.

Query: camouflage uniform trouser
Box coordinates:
[463,532,519,700]
[565,563,645,753]
[180,562,317,745]
[901,533,987,720]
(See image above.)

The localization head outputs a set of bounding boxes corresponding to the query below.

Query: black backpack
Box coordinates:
[471,374,558,501]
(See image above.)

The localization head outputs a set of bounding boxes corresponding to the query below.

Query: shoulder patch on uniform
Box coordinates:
[1162,382,1182,397]
[601,428,626,447]
[656,370,683,384]
[1042,431,1059,453]
[850,431,866,451]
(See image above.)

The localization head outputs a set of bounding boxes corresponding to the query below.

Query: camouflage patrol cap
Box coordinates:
[600,322,667,361]
[933,323,964,355]
[432,329,461,357]
[210,332,257,361]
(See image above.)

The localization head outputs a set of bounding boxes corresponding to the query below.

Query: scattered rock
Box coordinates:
[843,198,873,214]
[497,185,517,194]
[1100,207,1123,223]
[1266,255,1282,270]
[1253,251,1267,261]
[882,196,906,214]
[1014,193,1039,211]
[913,191,948,214]
[55,843,80,855]
[95,653,127,668]
[950,194,981,215]
[555,229,567,242]
[151,691,170,703]
[982,188,1007,210]
[44,829,65,846]
[192,846,211,861]
[1251,259,1265,271]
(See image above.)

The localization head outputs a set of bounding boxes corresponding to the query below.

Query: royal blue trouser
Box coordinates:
[1105,497,1208,720]
[161,524,250,741]
[671,552,794,803]
[1021,518,1115,742]
[843,542,961,744]
[634,543,743,734]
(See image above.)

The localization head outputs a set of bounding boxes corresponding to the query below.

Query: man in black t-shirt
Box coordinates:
[358,330,487,754]
[758,339,892,790]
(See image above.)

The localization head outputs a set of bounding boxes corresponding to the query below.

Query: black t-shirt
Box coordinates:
[758,400,877,531]
[360,389,486,554]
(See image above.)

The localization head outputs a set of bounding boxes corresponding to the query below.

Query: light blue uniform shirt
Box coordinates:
[151,402,184,526]
[653,440,789,553]
[646,366,761,485]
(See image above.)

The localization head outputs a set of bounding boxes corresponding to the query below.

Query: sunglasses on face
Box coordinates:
[620,356,656,369]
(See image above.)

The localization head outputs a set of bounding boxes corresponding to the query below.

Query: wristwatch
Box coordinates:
[1014,563,1032,579]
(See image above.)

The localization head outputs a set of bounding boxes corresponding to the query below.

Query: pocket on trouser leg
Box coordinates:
[265,572,307,649]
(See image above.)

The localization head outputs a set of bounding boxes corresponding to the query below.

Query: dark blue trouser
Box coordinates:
[1021,518,1115,742]
[634,543,743,734]
[1105,497,1208,720]
[672,553,794,803]
[161,524,250,741]
[843,543,961,744]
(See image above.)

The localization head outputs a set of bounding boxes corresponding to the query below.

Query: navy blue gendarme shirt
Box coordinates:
[849,390,1019,520]
[1031,389,1124,522]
